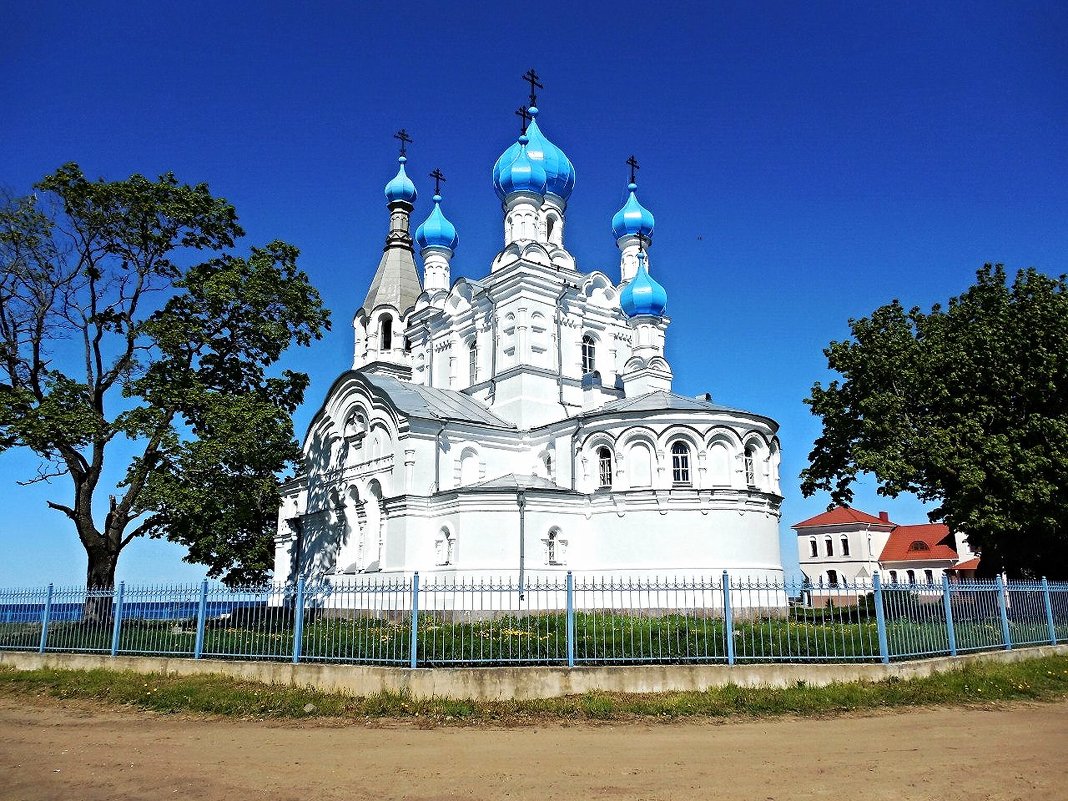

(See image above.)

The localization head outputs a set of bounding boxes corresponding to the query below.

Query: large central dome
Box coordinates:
[492,107,575,201]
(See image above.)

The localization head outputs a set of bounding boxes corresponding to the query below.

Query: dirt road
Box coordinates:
[0,697,1064,801]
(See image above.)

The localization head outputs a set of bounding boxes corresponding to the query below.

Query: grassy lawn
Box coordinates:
[1,654,1067,723]
[3,609,1066,665]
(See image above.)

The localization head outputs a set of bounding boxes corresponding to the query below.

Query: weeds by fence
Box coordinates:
[1,573,1065,668]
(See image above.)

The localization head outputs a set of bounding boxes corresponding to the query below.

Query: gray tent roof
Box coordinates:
[361,242,422,315]
[461,473,575,492]
[594,390,778,430]
[364,374,515,428]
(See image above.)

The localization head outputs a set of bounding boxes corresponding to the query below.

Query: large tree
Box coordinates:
[801,264,1068,579]
[0,164,329,590]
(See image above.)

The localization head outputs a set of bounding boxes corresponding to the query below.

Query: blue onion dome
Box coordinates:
[620,253,667,317]
[523,107,575,200]
[384,156,417,203]
[415,194,459,251]
[492,134,548,199]
[612,182,655,240]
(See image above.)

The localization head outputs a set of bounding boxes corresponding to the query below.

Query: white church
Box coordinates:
[273,92,787,591]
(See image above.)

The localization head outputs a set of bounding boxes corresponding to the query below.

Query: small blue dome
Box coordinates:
[620,254,667,317]
[523,107,575,200]
[384,156,417,203]
[612,183,655,240]
[493,134,547,200]
[415,194,459,251]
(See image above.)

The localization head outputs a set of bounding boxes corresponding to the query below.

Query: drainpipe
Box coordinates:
[487,294,498,402]
[433,422,447,493]
[555,282,570,412]
[569,417,584,491]
[517,490,527,601]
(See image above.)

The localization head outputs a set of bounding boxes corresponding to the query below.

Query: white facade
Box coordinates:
[274,109,787,594]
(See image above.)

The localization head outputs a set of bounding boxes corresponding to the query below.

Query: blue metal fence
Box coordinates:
[1,574,1065,667]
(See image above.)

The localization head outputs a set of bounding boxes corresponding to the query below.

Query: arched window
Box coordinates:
[543,453,553,480]
[582,335,596,374]
[546,214,556,243]
[459,449,479,486]
[468,341,478,384]
[924,569,934,584]
[840,535,851,557]
[808,537,818,558]
[545,527,566,566]
[827,570,839,587]
[889,570,898,583]
[597,446,612,489]
[744,445,756,486]
[671,442,691,486]
[628,443,652,487]
[908,540,930,552]
[907,569,917,584]
[824,536,834,557]
[379,314,393,351]
[436,527,455,566]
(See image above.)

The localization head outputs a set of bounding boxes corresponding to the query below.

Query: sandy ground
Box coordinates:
[0,697,1065,801]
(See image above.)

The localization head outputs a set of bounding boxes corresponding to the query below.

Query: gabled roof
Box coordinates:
[459,473,576,492]
[879,523,958,563]
[951,557,981,571]
[594,390,777,429]
[363,373,515,428]
[793,507,893,529]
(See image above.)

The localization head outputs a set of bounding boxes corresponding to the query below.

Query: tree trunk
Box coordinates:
[83,547,119,624]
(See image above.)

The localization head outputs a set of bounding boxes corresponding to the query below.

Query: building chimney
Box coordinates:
[878,511,889,523]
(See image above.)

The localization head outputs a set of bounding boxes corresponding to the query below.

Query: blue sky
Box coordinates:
[2,1,1066,586]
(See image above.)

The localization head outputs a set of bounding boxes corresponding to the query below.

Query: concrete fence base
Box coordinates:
[2,645,1066,701]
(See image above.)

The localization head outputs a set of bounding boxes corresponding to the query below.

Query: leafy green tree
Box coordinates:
[0,164,329,592]
[801,264,1068,579]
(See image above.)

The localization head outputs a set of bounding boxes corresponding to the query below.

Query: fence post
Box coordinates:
[722,570,735,666]
[873,572,890,664]
[566,571,575,668]
[193,579,209,660]
[1042,577,1056,646]
[38,583,54,654]
[996,575,1012,650]
[109,582,125,657]
[409,572,420,669]
[291,577,305,664]
[942,573,957,657]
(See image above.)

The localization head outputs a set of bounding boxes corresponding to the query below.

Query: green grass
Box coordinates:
[2,654,1068,724]
[4,611,1067,665]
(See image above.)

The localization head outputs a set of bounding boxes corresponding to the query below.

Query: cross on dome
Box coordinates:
[429,168,446,195]
[393,128,412,157]
[522,68,543,107]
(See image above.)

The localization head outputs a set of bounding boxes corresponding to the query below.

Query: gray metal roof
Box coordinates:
[361,241,423,315]
[364,374,516,428]
[594,390,778,429]
[461,473,575,492]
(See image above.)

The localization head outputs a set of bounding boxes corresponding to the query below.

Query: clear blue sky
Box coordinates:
[2,1,1066,586]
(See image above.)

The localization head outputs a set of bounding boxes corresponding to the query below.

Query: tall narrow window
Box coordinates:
[582,335,596,374]
[889,570,898,583]
[924,569,934,584]
[379,314,393,351]
[546,528,566,566]
[825,536,834,557]
[840,536,850,557]
[436,528,455,566]
[827,570,839,587]
[671,442,691,486]
[468,341,478,384]
[907,570,916,584]
[809,537,818,558]
[546,215,556,242]
[744,445,756,486]
[597,446,612,489]
[543,453,553,479]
